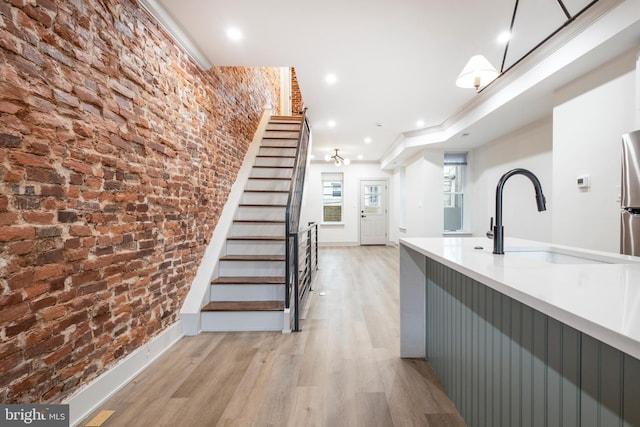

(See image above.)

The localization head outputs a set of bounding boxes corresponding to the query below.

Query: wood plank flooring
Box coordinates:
[81,246,465,427]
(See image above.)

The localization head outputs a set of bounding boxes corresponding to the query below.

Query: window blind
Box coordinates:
[444,152,467,165]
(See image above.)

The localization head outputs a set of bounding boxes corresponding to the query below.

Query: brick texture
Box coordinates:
[291,67,304,116]
[0,0,281,403]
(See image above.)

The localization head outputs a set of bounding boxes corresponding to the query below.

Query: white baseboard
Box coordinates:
[318,241,359,247]
[64,320,183,426]
[318,242,394,247]
[282,308,291,334]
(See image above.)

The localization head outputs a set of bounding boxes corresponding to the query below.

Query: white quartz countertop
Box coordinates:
[400,236,640,360]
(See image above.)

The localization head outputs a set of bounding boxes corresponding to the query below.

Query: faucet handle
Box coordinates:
[486,217,494,239]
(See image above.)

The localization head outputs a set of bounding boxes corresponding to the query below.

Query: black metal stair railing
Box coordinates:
[288,221,318,331]
[284,110,317,331]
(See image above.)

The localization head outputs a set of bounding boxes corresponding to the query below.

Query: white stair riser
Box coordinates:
[250,168,292,179]
[258,147,297,157]
[241,192,289,205]
[230,222,285,236]
[266,123,301,131]
[226,240,285,255]
[263,131,299,139]
[236,206,286,221]
[219,261,285,277]
[261,139,298,148]
[210,284,285,301]
[246,179,291,191]
[255,157,295,167]
[201,311,283,332]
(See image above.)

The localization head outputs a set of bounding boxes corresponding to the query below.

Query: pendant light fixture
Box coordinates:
[324,149,351,167]
[456,55,499,92]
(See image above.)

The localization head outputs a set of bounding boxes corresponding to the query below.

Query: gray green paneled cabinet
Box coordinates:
[400,237,640,427]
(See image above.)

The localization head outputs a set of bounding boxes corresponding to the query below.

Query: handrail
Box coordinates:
[285,108,309,237]
[284,109,314,331]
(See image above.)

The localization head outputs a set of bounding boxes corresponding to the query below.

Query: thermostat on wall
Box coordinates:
[577,175,590,189]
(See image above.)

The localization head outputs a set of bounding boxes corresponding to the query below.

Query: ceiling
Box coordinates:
[141,0,640,168]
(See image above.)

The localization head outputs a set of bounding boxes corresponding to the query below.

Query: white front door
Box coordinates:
[360,180,387,245]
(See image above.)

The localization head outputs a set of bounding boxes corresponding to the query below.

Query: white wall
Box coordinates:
[395,123,553,245]
[552,58,636,252]
[389,167,402,244]
[397,150,444,240]
[468,117,553,243]
[465,49,637,252]
[300,162,391,245]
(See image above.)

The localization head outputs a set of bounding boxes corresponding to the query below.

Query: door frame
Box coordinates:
[359,178,389,246]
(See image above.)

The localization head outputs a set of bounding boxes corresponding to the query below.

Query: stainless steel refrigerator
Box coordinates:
[621,130,640,256]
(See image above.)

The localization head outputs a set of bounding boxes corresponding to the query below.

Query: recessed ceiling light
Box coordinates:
[357,154,364,160]
[309,154,315,159]
[328,120,336,127]
[325,74,337,84]
[497,31,511,44]
[364,137,372,144]
[416,120,425,127]
[226,28,243,41]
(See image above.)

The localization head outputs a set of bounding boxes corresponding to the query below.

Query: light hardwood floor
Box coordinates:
[82,246,465,427]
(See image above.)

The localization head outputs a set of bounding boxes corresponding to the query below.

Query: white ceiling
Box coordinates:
[142,0,640,168]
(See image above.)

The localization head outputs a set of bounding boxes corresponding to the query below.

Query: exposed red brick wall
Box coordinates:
[291,67,303,115]
[0,0,280,403]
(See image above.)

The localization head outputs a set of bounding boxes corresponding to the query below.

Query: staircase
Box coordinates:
[200,116,303,331]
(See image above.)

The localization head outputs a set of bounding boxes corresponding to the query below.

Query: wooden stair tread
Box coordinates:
[260,145,299,149]
[243,189,289,193]
[262,136,300,140]
[212,276,285,285]
[256,155,296,158]
[270,115,303,120]
[247,177,291,181]
[233,219,285,223]
[220,254,285,261]
[202,301,285,312]
[239,203,287,207]
[226,236,285,241]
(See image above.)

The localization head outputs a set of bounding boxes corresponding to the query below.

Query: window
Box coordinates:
[322,172,343,222]
[443,152,467,231]
[363,184,381,213]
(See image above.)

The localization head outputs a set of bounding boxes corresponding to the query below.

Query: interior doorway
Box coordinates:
[360,179,388,245]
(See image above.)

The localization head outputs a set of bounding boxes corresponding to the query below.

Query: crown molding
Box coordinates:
[139,0,213,70]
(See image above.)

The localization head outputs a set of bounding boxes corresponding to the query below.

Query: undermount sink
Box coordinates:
[508,250,608,264]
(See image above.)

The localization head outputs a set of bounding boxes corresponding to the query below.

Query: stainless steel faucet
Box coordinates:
[488,168,547,254]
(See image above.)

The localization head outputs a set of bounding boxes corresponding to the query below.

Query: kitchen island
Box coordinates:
[400,237,640,427]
